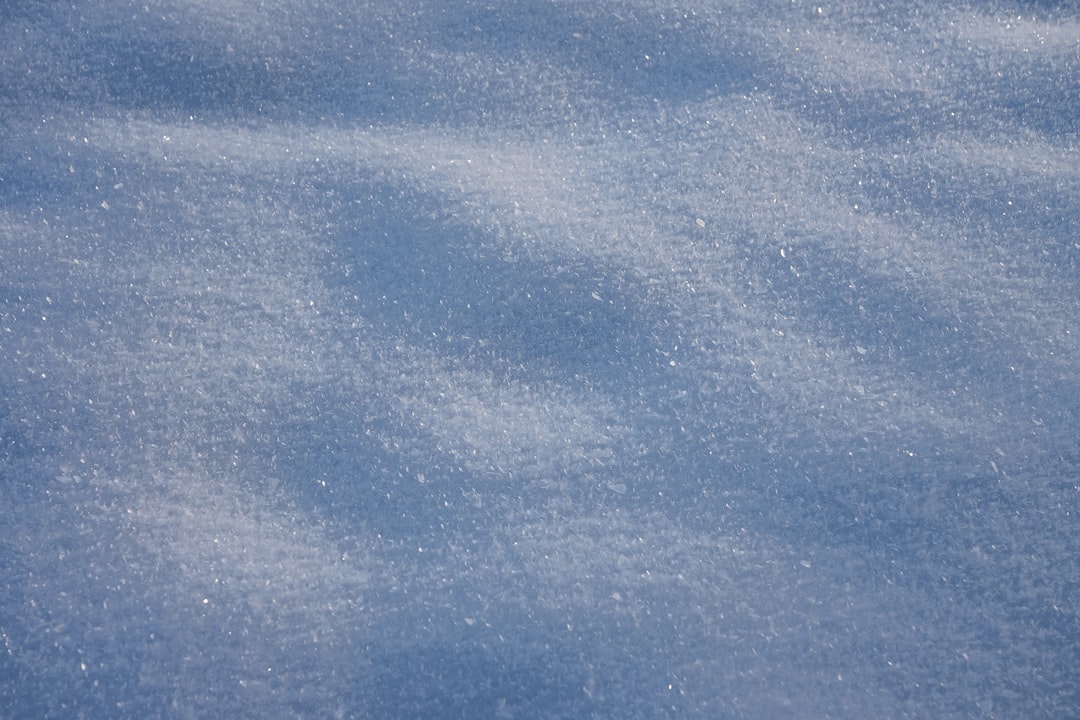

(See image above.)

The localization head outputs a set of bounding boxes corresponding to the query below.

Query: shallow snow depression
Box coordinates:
[1,1,1078,717]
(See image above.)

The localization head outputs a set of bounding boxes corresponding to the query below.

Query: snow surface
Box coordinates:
[1,1,1078,718]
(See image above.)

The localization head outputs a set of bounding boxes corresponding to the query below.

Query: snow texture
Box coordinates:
[1,1,1078,718]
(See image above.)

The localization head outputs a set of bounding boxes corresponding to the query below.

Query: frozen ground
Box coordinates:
[1,1,1078,718]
